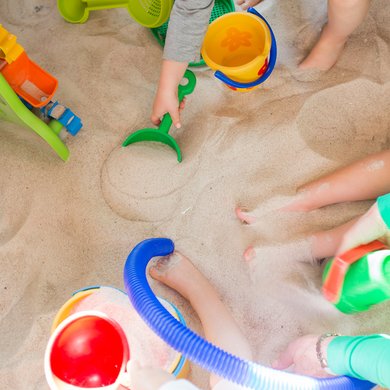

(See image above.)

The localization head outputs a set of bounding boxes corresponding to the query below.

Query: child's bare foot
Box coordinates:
[149,252,209,301]
[299,25,346,71]
[235,207,257,224]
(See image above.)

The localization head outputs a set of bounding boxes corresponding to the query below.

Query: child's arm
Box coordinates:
[336,194,390,254]
[151,0,214,127]
[310,193,390,260]
[273,334,390,388]
[151,60,188,128]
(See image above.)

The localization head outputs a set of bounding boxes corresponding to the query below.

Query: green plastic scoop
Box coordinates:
[122,70,196,162]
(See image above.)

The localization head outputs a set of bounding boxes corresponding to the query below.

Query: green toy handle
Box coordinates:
[159,70,196,134]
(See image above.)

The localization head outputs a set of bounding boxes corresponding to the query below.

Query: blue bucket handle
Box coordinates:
[214,7,277,90]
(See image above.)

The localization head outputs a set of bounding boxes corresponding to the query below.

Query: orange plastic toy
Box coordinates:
[1,52,58,108]
[0,24,81,161]
[0,24,57,108]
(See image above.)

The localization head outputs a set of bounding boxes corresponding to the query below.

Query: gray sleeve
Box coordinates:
[163,0,214,63]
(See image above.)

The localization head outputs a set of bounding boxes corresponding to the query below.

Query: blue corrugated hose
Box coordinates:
[123,238,375,389]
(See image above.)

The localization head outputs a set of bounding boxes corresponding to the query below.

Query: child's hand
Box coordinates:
[151,86,186,129]
[272,334,335,378]
[236,0,263,10]
[151,59,188,128]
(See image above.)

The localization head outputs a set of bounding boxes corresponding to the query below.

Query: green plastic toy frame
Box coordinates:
[0,73,69,161]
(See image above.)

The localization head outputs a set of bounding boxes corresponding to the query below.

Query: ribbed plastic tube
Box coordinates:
[123,238,375,390]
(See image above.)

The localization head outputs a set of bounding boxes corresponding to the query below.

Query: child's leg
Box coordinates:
[299,0,370,70]
[149,252,253,388]
[285,150,390,211]
[236,150,390,222]
[311,217,359,259]
[241,216,360,265]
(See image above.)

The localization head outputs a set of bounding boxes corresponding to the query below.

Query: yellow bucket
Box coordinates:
[201,9,276,91]
[51,287,189,379]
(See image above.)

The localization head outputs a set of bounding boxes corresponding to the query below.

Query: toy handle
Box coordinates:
[322,240,387,303]
[178,69,197,100]
[159,70,197,133]
[214,7,277,90]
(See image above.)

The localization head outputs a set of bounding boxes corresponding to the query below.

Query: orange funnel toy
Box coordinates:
[1,51,58,108]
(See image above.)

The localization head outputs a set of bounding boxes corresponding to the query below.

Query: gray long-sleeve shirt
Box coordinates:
[164,0,215,63]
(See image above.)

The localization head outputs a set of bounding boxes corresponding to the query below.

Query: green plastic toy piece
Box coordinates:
[151,0,235,67]
[378,193,390,228]
[122,69,196,162]
[57,0,173,27]
[323,247,390,313]
[0,73,69,161]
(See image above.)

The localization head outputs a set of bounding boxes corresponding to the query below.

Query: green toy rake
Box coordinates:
[57,0,174,27]
[122,70,196,162]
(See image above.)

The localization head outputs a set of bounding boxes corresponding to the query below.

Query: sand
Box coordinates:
[0,0,389,389]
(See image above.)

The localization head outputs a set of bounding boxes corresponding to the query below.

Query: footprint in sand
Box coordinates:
[0,181,31,245]
[298,79,390,163]
[101,144,199,222]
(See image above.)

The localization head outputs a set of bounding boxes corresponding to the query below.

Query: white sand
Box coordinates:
[0,0,390,389]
